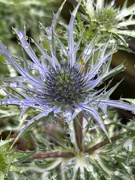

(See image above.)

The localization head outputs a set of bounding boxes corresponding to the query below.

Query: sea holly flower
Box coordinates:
[0,0,135,143]
[77,0,135,50]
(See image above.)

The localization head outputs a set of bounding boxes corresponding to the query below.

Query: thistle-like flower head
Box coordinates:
[80,0,135,48]
[44,63,87,106]
[0,0,135,140]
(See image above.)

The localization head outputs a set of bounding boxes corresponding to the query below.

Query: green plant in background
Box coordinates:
[0,0,135,179]
[0,135,26,180]
[0,0,62,53]
[76,0,135,51]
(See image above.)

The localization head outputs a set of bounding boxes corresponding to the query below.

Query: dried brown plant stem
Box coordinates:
[28,130,134,160]
[73,61,89,152]
[28,151,75,161]
[85,129,135,154]
[85,135,121,154]
[74,112,83,152]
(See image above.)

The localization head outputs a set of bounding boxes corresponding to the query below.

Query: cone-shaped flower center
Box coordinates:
[45,64,86,105]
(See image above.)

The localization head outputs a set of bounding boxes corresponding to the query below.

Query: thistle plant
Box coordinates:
[0,0,135,179]
[77,0,135,51]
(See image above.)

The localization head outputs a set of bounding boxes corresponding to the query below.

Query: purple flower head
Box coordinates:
[0,0,135,140]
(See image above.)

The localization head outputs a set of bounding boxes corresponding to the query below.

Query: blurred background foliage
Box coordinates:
[0,0,59,41]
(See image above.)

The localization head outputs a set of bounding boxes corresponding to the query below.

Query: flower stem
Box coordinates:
[73,63,88,152]
[85,134,121,154]
[85,129,134,154]
[28,151,75,160]
[74,112,83,152]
